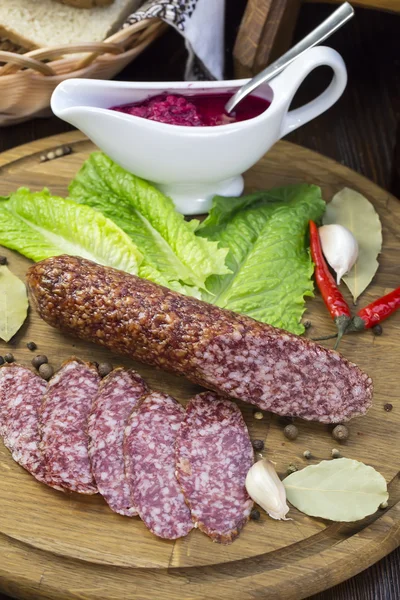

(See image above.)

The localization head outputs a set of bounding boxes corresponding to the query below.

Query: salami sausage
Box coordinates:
[176,392,254,544]
[40,358,100,493]
[0,364,60,487]
[88,368,148,516]
[124,392,193,539]
[28,256,373,423]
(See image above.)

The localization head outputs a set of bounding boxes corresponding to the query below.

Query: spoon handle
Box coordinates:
[225,2,354,114]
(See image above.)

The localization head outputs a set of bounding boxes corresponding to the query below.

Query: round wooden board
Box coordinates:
[0,131,399,600]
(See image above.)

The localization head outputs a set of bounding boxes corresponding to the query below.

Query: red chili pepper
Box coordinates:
[350,286,400,331]
[309,221,351,347]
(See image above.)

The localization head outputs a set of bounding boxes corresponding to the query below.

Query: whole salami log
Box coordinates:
[40,358,100,493]
[0,364,61,488]
[88,368,148,516]
[28,256,373,423]
[124,392,193,539]
[176,392,254,544]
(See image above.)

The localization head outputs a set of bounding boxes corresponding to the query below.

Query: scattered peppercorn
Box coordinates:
[253,411,264,420]
[31,355,48,370]
[26,341,37,351]
[283,424,298,440]
[332,424,349,442]
[303,450,312,459]
[252,439,264,451]
[304,320,312,329]
[92,361,99,369]
[40,146,72,162]
[331,448,341,458]
[0,356,4,366]
[98,362,113,378]
[380,501,388,509]
[384,403,393,412]
[287,464,298,474]
[38,363,54,381]
[372,324,383,336]
[4,353,14,363]
[0,255,7,265]
[250,508,261,521]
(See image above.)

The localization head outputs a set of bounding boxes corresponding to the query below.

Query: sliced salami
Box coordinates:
[88,368,148,516]
[0,363,61,487]
[40,358,100,494]
[176,392,254,544]
[124,392,193,539]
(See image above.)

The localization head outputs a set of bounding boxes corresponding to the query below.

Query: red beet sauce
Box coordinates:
[110,92,270,127]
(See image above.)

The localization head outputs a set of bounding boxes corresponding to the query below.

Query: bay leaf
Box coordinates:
[0,265,29,342]
[323,188,382,302]
[283,458,388,522]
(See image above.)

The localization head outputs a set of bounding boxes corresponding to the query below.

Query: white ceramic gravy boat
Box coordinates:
[51,46,347,215]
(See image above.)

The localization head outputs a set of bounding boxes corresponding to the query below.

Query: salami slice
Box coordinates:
[40,358,100,494]
[124,392,193,539]
[176,392,254,544]
[88,368,148,516]
[0,363,62,488]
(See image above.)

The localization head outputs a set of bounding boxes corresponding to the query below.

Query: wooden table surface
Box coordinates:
[0,3,398,599]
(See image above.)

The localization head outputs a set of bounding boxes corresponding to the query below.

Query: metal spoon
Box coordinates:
[225,2,354,115]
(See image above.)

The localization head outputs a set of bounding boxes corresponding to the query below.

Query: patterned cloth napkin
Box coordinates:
[122,0,225,80]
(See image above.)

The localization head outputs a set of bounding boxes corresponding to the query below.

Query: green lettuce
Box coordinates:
[198,185,326,334]
[0,188,142,274]
[68,152,229,296]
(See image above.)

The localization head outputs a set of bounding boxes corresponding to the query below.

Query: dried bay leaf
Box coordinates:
[283,458,388,522]
[323,188,382,302]
[0,265,29,342]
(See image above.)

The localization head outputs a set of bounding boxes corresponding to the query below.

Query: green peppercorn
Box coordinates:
[253,410,264,420]
[283,424,298,441]
[331,448,341,459]
[303,450,312,459]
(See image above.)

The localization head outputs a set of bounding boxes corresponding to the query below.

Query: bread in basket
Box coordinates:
[0,0,166,125]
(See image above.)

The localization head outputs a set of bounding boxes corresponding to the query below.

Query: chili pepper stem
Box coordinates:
[346,315,367,333]
[333,315,352,350]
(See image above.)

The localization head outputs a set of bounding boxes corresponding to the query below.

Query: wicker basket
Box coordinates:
[0,18,166,126]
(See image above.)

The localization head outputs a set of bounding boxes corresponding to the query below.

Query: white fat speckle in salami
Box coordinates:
[124,392,193,539]
[0,364,60,487]
[88,368,148,516]
[40,359,100,494]
[176,392,254,544]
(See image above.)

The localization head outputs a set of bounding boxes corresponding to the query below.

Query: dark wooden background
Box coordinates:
[0,2,399,598]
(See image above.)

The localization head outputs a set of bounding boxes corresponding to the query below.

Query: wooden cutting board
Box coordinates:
[0,131,399,600]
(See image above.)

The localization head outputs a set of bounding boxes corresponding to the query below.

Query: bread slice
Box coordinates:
[55,0,115,8]
[0,0,143,49]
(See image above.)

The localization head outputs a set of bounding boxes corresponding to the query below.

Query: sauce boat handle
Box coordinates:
[269,46,347,138]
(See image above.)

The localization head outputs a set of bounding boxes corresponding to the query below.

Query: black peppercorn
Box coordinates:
[0,256,7,265]
[384,403,393,412]
[372,324,383,336]
[252,439,264,451]
[4,353,14,363]
[31,355,48,370]
[250,509,261,521]
[0,356,4,366]
[283,424,298,440]
[26,341,37,351]
[98,362,113,378]
[38,363,54,381]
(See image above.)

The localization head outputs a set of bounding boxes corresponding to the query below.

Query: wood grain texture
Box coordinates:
[0,132,399,599]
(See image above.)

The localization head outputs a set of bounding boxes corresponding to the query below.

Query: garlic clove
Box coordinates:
[245,459,290,520]
[318,224,359,284]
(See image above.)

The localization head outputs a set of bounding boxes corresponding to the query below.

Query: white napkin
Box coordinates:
[122,0,225,80]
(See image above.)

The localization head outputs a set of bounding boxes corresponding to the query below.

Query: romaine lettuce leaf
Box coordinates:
[0,188,142,274]
[198,185,326,334]
[68,152,229,295]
